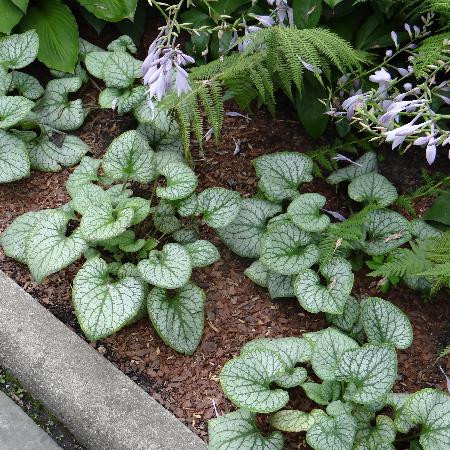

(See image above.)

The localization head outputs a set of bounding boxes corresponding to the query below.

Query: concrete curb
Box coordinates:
[0,271,207,450]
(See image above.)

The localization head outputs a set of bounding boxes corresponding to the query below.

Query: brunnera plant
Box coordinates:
[0,116,243,355]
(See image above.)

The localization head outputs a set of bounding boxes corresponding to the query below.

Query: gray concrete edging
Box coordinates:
[0,270,207,450]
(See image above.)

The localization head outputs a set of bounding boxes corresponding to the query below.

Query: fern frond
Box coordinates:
[439,345,450,358]
[395,195,416,216]
[413,32,450,77]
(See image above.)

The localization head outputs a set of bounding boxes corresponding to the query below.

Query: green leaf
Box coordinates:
[294,257,354,314]
[327,151,378,185]
[253,152,313,203]
[0,130,29,183]
[404,388,450,450]
[363,210,411,256]
[103,52,141,88]
[302,381,341,405]
[287,193,330,233]
[336,344,398,404]
[28,133,88,172]
[156,162,197,201]
[102,130,157,183]
[79,204,134,241]
[77,0,138,22]
[0,30,38,69]
[271,410,317,432]
[348,173,398,207]
[147,282,205,355]
[311,327,359,381]
[0,0,25,35]
[361,297,413,349]
[26,210,87,283]
[220,349,289,413]
[116,86,146,114]
[34,77,85,131]
[70,183,111,215]
[209,409,284,450]
[217,198,282,258]
[267,272,295,299]
[73,257,145,341]
[326,296,361,334]
[184,240,220,268]
[306,413,356,450]
[293,0,322,28]
[260,221,319,275]
[137,243,192,289]
[423,191,450,226]
[20,0,79,72]
[0,95,34,129]
[197,187,241,228]
[152,201,182,234]
[244,260,269,287]
[10,71,44,99]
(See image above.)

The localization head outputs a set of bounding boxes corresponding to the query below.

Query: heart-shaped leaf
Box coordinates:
[287,193,330,232]
[336,344,398,404]
[28,133,89,172]
[294,257,354,314]
[103,52,141,88]
[26,210,87,283]
[155,150,185,172]
[361,297,413,349]
[353,414,396,450]
[66,156,101,195]
[102,130,157,183]
[306,413,356,450]
[73,257,145,341]
[253,152,313,202]
[220,349,289,413]
[172,227,198,244]
[152,201,182,234]
[85,51,110,79]
[302,381,341,406]
[116,86,146,114]
[176,193,198,217]
[260,221,320,275]
[327,151,378,185]
[348,173,398,207]
[184,240,220,268]
[209,409,284,450]
[403,389,450,450]
[267,272,295,299]
[79,204,135,241]
[0,130,30,183]
[116,197,151,225]
[70,183,111,215]
[147,282,205,355]
[217,198,282,258]
[363,210,411,255]
[0,30,39,69]
[34,77,85,130]
[386,393,414,434]
[311,328,359,381]
[326,296,361,334]
[244,260,270,287]
[138,243,192,289]
[10,71,44,100]
[197,187,242,228]
[271,410,318,432]
[0,95,34,129]
[107,35,136,53]
[156,162,197,200]
[409,219,443,239]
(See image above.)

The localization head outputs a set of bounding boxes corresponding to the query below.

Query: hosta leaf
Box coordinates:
[28,133,88,172]
[116,197,150,225]
[10,71,44,100]
[209,409,284,450]
[217,198,282,258]
[409,219,443,239]
[184,240,220,268]
[26,210,87,283]
[336,344,397,404]
[0,1,24,36]
[260,221,319,275]
[253,152,313,202]
[66,156,101,195]
[0,30,39,69]
[70,183,111,215]
[348,173,398,207]
[152,201,182,234]
[73,257,145,341]
[103,52,141,88]
[34,77,85,131]
[353,414,396,450]
[287,193,330,232]
[306,413,356,450]
[84,51,109,79]
[197,188,242,228]
[77,0,138,22]
[294,257,354,314]
[102,130,157,183]
[156,162,197,200]
[244,260,270,287]
[302,381,341,405]
[363,210,411,255]
[361,297,413,349]
[326,296,361,334]
[220,349,289,413]
[137,243,192,289]
[404,388,450,450]
[0,130,29,183]
[271,410,318,432]
[79,204,134,241]
[147,282,205,355]
[0,95,34,129]
[327,151,378,185]
[267,272,295,299]
[311,327,359,381]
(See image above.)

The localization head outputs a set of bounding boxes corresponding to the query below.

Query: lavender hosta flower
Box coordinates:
[341,93,367,120]
[385,49,393,58]
[426,142,437,164]
[332,154,362,167]
[299,57,322,74]
[413,134,435,146]
[391,31,399,49]
[321,209,346,222]
[405,23,412,39]
[253,14,275,27]
[404,83,413,91]
[436,94,450,106]
[397,67,410,77]
[443,135,450,147]
[369,68,392,89]
[384,119,431,149]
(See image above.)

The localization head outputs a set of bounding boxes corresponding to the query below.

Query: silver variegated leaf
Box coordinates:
[0,130,30,183]
[152,201,182,234]
[0,30,39,69]
[306,413,356,450]
[327,151,378,185]
[294,257,354,314]
[107,35,137,53]
[326,400,353,417]
[302,381,341,406]
[348,173,398,207]
[270,410,319,432]
[103,52,141,88]
[287,193,330,232]
[137,243,192,289]
[73,257,145,341]
[0,95,34,129]
[156,162,197,200]
[267,272,295,299]
[66,156,101,195]
[70,183,111,215]
[184,240,220,268]
[197,187,242,228]
[386,392,414,434]
[220,349,289,413]
[326,296,361,334]
[116,197,151,225]
[253,152,313,203]
[176,193,198,217]
[98,87,121,109]
[155,150,185,172]
[171,227,198,244]
[409,219,443,239]
[353,414,396,450]
[10,71,44,100]
[244,260,270,287]
[147,282,205,355]
[84,51,110,79]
